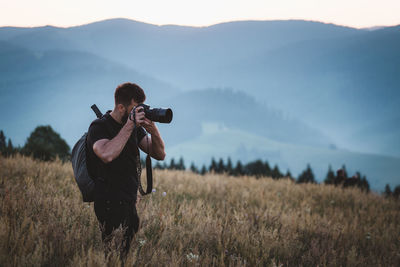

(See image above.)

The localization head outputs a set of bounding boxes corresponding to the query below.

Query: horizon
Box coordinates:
[0,17,400,30]
[1,0,400,29]
[1,17,399,30]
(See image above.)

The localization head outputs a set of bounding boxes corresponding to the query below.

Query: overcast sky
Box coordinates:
[1,0,399,28]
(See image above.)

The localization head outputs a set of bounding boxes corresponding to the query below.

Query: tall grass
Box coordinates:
[0,155,399,266]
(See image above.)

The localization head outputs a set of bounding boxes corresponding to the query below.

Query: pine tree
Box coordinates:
[341,165,348,179]
[190,162,198,173]
[393,185,400,199]
[169,158,176,170]
[234,160,244,176]
[217,158,225,173]
[200,165,207,175]
[384,184,392,198]
[5,139,15,156]
[324,165,336,184]
[271,165,282,179]
[354,171,362,188]
[0,130,6,155]
[177,157,185,170]
[209,157,217,173]
[297,164,316,184]
[360,176,370,193]
[226,157,233,175]
[285,169,292,179]
[264,161,271,177]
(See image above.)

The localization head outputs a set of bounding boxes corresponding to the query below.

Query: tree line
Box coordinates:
[2,126,399,198]
[151,156,372,192]
[384,184,400,199]
[153,157,289,178]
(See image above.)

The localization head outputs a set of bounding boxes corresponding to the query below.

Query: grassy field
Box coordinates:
[0,155,399,266]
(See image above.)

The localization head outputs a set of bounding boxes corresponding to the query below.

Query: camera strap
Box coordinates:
[131,107,153,196]
[137,134,153,196]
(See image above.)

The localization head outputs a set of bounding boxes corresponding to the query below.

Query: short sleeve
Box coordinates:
[87,121,110,148]
[136,126,147,144]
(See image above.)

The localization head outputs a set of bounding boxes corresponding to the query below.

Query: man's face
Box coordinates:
[121,99,141,124]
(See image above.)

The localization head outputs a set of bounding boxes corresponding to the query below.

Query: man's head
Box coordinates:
[114,82,146,123]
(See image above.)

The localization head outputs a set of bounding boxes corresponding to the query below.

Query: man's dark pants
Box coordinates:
[94,199,140,257]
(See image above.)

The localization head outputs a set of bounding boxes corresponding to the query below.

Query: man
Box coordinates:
[85,82,166,256]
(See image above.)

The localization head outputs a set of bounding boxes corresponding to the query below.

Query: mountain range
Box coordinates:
[0,18,399,191]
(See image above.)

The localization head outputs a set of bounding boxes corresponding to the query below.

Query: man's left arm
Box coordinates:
[138,118,166,160]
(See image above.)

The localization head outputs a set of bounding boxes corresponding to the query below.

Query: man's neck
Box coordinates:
[110,109,123,124]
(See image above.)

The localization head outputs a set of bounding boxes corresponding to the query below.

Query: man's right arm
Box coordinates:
[92,105,145,163]
[93,122,134,163]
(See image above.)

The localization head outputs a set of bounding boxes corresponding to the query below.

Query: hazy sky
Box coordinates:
[1,0,399,28]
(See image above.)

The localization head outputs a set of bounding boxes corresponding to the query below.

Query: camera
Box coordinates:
[134,104,173,123]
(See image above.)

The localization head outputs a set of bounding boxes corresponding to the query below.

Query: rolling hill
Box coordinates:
[1,19,399,190]
[1,19,398,157]
[0,40,178,147]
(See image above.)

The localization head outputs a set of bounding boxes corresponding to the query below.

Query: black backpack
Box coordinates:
[71,105,102,202]
[71,105,153,202]
[71,132,94,202]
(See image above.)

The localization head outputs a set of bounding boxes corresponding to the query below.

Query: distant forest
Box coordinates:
[1,127,400,199]
[151,156,372,191]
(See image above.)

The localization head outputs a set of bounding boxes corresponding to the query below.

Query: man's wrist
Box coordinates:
[149,126,160,136]
[123,121,135,133]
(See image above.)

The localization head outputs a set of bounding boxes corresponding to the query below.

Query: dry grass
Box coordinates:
[0,155,399,266]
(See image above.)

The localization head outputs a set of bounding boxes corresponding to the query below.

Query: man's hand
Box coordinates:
[142,118,157,134]
[129,106,146,127]
[138,118,166,160]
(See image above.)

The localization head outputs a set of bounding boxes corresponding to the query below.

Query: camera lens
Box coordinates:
[153,108,173,123]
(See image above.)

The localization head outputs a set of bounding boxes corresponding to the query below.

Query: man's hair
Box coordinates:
[114,82,146,107]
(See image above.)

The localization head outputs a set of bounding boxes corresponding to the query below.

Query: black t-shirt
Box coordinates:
[86,111,146,202]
